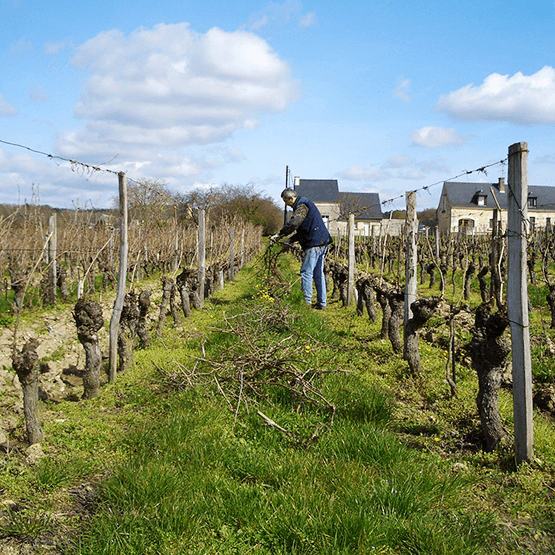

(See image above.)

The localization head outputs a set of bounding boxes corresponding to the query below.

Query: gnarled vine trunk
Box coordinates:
[12,338,43,444]
[464,261,476,300]
[546,285,555,329]
[375,289,391,340]
[177,268,195,318]
[355,276,376,321]
[137,290,152,348]
[477,265,490,303]
[118,291,140,373]
[387,289,404,354]
[403,297,440,375]
[73,298,104,399]
[470,303,510,451]
[156,277,175,338]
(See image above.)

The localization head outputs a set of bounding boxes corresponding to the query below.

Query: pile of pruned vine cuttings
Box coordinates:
[154,302,348,446]
[252,241,303,300]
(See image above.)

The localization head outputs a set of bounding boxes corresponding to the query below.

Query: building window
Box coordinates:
[528,196,537,207]
[322,215,329,229]
[459,219,474,229]
[442,198,446,212]
[489,219,493,229]
[473,189,487,206]
[529,216,536,231]
[547,217,551,231]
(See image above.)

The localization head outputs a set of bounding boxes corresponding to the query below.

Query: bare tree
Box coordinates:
[178,183,282,235]
[123,178,177,224]
[337,193,367,220]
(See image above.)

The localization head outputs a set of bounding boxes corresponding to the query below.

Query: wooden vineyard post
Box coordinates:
[241,228,245,269]
[229,227,235,280]
[507,142,534,464]
[284,165,289,225]
[173,230,179,272]
[347,213,355,306]
[48,214,57,306]
[490,187,503,310]
[109,172,129,383]
[198,209,206,309]
[404,191,417,327]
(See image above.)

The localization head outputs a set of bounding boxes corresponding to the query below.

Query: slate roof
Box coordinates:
[441,181,555,211]
[295,179,383,219]
[295,179,339,202]
[339,192,384,220]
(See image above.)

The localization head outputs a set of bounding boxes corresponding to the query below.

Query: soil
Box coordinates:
[0,302,114,554]
[0,302,114,421]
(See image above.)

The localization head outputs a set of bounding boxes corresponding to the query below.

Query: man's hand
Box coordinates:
[270,234,280,245]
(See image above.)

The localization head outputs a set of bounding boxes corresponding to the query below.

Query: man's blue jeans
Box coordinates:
[300,246,328,306]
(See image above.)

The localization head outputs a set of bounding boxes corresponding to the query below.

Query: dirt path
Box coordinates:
[0,300,114,437]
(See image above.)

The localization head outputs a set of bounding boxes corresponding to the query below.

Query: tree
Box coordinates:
[179,184,282,235]
[417,208,437,227]
[384,209,406,220]
[337,193,368,220]
[122,179,177,225]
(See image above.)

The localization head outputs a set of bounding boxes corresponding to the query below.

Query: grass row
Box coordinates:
[1,249,555,554]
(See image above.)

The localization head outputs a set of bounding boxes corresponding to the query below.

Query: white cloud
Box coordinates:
[338,154,453,187]
[393,79,411,102]
[381,154,451,180]
[299,12,316,28]
[44,41,72,56]
[336,165,391,182]
[382,154,412,169]
[53,22,299,181]
[0,148,115,207]
[397,169,425,180]
[410,126,472,148]
[0,144,245,208]
[64,25,298,148]
[435,66,555,124]
[247,0,316,30]
[10,38,32,58]
[248,15,270,31]
[536,153,555,165]
[30,84,49,103]
[0,94,18,117]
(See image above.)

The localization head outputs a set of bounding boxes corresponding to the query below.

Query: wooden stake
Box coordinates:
[347,213,355,306]
[507,142,534,464]
[109,172,129,383]
[229,227,235,280]
[48,214,57,306]
[198,209,206,309]
[404,191,417,327]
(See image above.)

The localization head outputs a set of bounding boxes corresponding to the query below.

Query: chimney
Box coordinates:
[293,176,300,188]
[497,177,505,193]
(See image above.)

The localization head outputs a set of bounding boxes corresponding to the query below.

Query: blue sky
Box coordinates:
[1,0,554,212]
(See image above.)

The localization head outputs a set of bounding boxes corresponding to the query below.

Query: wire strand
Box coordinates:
[1,137,510,215]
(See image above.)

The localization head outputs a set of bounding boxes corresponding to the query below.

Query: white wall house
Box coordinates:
[437,178,555,235]
[291,178,387,237]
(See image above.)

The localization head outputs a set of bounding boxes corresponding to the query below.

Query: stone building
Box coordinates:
[437,178,555,235]
[291,178,387,236]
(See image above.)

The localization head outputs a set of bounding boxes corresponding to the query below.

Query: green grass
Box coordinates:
[1,249,555,554]
[73,389,489,555]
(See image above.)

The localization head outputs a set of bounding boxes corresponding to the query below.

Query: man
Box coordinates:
[271,188,332,309]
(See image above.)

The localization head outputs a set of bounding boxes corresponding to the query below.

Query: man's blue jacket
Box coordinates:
[286,196,333,250]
